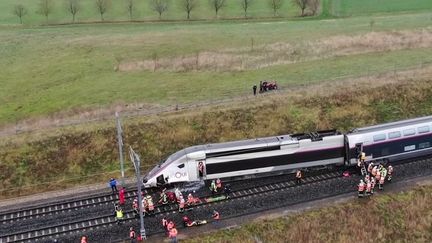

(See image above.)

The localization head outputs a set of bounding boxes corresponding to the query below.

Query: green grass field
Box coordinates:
[2,0,432,25]
[1,11,432,125]
[1,0,300,25]
[187,185,432,242]
[331,0,432,17]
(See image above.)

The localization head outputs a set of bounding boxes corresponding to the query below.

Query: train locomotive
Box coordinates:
[143,116,432,188]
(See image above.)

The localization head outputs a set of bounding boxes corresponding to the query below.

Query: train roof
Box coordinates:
[351,115,432,134]
[184,130,340,155]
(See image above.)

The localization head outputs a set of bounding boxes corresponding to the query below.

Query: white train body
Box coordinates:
[143,130,345,188]
[143,116,432,188]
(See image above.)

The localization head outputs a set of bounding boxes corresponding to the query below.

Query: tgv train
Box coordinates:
[143,116,432,188]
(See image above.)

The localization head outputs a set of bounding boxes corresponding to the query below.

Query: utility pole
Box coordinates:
[129,146,146,239]
[116,112,125,186]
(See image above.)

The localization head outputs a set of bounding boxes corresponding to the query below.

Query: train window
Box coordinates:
[403,129,416,136]
[388,131,401,139]
[417,126,430,134]
[419,142,430,149]
[177,164,185,169]
[373,134,386,142]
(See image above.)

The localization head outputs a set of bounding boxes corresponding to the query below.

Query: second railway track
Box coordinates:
[1,156,431,242]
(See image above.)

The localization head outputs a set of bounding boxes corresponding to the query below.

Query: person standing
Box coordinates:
[296,170,302,184]
[216,178,222,192]
[210,180,217,194]
[198,161,204,178]
[119,187,126,205]
[253,85,257,96]
[387,165,394,182]
[115,205,124,224]
[129,227,136,243]
[109,178,118,194]
[80,236,88,243]
[358,179,365,197]
[168,227,178,243]
[212,210,220,226]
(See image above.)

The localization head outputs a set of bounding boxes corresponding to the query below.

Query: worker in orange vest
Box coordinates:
[365,178,372,196]
[370,175,376,194]
[119,187,126,205]
[375,169,381,183]
[167,220,175,232]
[80,236,88,243]
[129,227,136,243]
[212,209,220,225]
[358,179,365,197]
[379,174,385,190]
[168,227,178,243]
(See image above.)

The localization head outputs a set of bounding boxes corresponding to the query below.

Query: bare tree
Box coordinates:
[240,0,253,18]
[307,0,320,16]
[126,0,135,20]
[95,0,111,21]
[209,0,225,17]
[182,0,197,20]
[151,0,168,19]
[268,0,283,17]
[67,0,80,23]
[292,0,307,16]
[37,0,54,21]
[13,4,27,24]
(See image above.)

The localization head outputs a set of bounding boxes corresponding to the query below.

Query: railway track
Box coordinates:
[0,170,344,242]
[0,167,338,224]
[1,156,431,242]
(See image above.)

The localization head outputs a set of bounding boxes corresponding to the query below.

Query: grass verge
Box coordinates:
[1,70,432,199]
[186,185,432,242]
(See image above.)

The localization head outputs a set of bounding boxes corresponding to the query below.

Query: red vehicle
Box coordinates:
[261,81,278,92]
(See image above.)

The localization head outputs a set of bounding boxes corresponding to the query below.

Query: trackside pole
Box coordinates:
[129,147,146,239]
[116,112,125,186]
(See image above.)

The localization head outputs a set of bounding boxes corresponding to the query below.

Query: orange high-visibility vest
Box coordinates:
[130,230,136,239]
[169,228,178,238]
[375,171,381,180]
[358,182,365,192]
[366,182,371,192]
[213,211,220,220]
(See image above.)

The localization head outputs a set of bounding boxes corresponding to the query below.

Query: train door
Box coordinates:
[344,135,350,165]
[197,160,206,179]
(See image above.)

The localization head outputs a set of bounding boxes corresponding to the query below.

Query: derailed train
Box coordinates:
[143,116,432,188]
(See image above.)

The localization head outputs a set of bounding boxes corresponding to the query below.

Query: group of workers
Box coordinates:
[82,176,228,242]
[357,153,394,197]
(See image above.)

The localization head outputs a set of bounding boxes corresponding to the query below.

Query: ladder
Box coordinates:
[360,163,367,176]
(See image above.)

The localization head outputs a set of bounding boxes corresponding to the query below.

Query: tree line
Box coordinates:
[13,0,321,24]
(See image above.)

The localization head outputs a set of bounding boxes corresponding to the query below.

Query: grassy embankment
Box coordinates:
[1,12,432,126]
[186,185,432,242]
[1,71,432,198]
